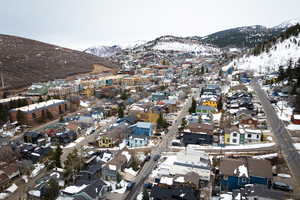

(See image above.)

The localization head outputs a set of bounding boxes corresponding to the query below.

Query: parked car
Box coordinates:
[126,182,136,190]
[272,181,293,192]
[152,154,161,161]
[144,182,153,189]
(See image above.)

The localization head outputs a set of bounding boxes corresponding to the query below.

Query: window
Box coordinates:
[233,133,237,137]
[232,139,237,143]
[247,134,251,138]
[256,134,259,139]
[226,138,230,143]
[32,113,36,119]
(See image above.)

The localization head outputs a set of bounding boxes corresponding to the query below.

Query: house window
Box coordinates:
[247,134,251,138]
[256,135,259,139]
[232,139,237,143]
[226,138,230,143]
[233,133,237,137]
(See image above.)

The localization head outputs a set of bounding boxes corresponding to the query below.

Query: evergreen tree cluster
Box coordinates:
[252,24,300,56]
[277,58,300,90]
[0,98,28,122]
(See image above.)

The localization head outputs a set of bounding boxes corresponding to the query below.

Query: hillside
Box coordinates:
[0,34,119,90]
[84,45,122,57]
[197,19,300,48]
[200,25,281,48]
[223,24,300,75]
[131,35,221,55]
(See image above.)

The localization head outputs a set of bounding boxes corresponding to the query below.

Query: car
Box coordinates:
[272,181,293,192]
[153,154,161,161]
[145,155,151,161]
[126,182,136,190]
[144,182,153,189]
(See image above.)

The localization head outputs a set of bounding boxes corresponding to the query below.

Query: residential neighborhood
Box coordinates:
[1,3,300,200]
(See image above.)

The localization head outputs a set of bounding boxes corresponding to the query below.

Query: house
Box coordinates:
[0,173,10,191]
[126,135,148,148]
[23,132,44,145]
[182,132,213,146]
[102,151,132,181]
[130,122,153,136]
[52,130,77,145]
[0,162,20,192]
[224,128,244,145]
[187,123,214,135]
[196,105,217,114]
[219,158,272,191]
[58,179,107,200]
[170,149,211,181]
[242,129,262,143]
[98,124,129,148]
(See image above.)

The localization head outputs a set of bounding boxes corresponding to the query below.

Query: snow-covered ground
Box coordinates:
[152,41,220,55]
[223,33,300,75]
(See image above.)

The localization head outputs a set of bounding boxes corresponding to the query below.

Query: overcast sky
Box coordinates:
[1,0,299,50]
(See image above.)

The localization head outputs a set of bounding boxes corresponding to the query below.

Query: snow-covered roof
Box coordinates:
[11,99,66,113]
[108,164,117,171]
[62,184,88,194]
[0,96,26,104]
[122,151,132,162]
[234,164,248,177]
[160,177,173,185]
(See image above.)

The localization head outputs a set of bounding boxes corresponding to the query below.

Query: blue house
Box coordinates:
[219,158,272,191]
[126,135,148,148]
[131,122,153,136]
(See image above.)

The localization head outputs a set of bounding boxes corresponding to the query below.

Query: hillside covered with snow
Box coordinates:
[84,45,122,57]
[133,35,221,55]
[224,31,300,75]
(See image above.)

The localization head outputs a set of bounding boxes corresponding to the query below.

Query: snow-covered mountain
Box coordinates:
[84,45,122,57]
[133,35,221,55]
[272,18,300,30]
[224,30,300,75]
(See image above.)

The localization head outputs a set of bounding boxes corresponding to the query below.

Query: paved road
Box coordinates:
[60,116,117,166]
[251,80,300,191]
[124,86,200,200]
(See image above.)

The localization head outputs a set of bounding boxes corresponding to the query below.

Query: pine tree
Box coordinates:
[40,109,46,123]
[46,109,54,120]
[179,117,187,132]
[217,96,223,111]
[43,178,59,200]
[295,94,300,113]
[51,144,62,168]
[0,104,7,122]
[189,98,197,114]
[16,110,26,124]
[38,96,44,102]
[118,106,124,118]
[142,187,149,200]
[157,113,168,130]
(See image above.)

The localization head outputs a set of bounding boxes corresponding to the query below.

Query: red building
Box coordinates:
[9,99,68,125]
